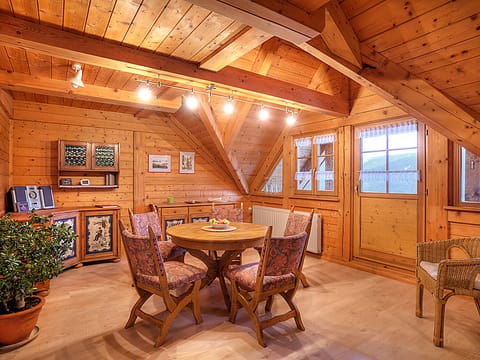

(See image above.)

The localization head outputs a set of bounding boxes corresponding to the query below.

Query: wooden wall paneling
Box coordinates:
[425,127,449,242]
[133,131,145,213]
[340,126,352,261]
[63,0,89,33]
[37,0,64,27]
[84,0,117,38]
[0,90,11,215]
[447,209,480,238]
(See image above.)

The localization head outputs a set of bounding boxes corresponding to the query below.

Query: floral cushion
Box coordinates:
[138,262,206,290]
[130,211,163,238]
[260,233,307,276]
[225,262,295,292]
[284,212,311,236]
[211,208,244,222]
[420,261,480,290]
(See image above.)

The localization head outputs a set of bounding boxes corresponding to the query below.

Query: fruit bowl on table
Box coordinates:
[209,219,230,229]
[211,223,228,229]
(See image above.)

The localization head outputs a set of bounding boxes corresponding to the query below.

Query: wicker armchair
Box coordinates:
[416,236,480,347]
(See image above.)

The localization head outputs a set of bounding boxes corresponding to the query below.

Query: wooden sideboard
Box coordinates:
[8,206,121,269]
[152,202,237,240]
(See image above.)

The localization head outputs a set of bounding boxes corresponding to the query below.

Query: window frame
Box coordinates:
[292,130,338,197]
[452,144,480,209]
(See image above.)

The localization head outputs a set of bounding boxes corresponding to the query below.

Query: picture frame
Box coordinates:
[179,151,195,174]
[149,154,171,173]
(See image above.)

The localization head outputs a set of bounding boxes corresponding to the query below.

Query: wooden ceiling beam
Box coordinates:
[185,0,321,44]
[194,1,480,155]
[223,38,281,152]
[0,14,347,116]
[200,26,273,71]
[0,70,181,113]
[196,99,249,194]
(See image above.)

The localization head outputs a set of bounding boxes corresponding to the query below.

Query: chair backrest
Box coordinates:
[119,219,167,292]
[211,207,244,222]
[128,208,163,239]
[283,207,314,237]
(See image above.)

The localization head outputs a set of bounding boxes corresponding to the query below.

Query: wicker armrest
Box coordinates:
[417,237,480,264]
[437,258,480,292]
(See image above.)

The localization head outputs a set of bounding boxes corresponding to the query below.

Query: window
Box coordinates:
[456,147,480,207]
[262,159,282,194]
[358,121,418,194]
[294,132,336,195]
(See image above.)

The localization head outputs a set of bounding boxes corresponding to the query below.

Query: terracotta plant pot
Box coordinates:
[0,295,45,345]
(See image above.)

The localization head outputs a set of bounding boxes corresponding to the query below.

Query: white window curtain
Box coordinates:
[295,137,312,148]
[313,133,336,144]
[359,170,419,182]
[315,170,335,180]
[357,120,417,138]
[294,171,312,181]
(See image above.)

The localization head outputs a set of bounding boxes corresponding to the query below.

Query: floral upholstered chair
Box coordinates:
[128,208,186,262]
[255,206,314,288]
[416,236,480,347]
[119,220,206,347]
[226,226,309,347]
[210,205,244,264]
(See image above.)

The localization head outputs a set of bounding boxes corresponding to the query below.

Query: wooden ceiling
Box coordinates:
[0,0,479,194]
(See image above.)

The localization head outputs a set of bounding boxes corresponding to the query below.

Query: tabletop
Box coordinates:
[166,222,267,251]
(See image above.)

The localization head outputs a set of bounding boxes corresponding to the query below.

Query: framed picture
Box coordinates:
[149,154,171,173]
[179,151,195,174]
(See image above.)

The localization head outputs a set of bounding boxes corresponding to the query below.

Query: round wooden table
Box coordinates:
[167,222,267,309]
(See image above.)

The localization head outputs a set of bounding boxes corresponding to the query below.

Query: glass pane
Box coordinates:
[389,149,417,171]
[461,148,480,203]
[362,134,386,152]
[262,159,283,193]
[362,178,386,193]
[389,131,417,150]
[317,142,333,156]
[296,141,312,191]
[389,172,418,194]
[362,151,386,171]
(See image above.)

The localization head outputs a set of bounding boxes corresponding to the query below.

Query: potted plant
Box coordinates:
[0,211,76,346]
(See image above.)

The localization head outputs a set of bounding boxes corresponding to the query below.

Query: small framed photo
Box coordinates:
[149,154,171,173]
[179,152,195,174]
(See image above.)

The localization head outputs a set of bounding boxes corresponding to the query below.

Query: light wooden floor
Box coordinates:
[3,249,479,360]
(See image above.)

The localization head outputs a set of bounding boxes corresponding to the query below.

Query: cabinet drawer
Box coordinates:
[188,206,212,215]
[162,207,188,216]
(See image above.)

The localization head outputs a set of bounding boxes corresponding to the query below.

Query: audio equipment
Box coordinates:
[26,186,42,210]
[40,185,55,209]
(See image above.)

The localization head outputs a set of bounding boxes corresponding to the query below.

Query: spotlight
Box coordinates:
[258,105,269,121]
[68,63,84,88]
[223,97,234,115]
[286,110,297,125]
[138,86,152,101]
[185,90,199,110]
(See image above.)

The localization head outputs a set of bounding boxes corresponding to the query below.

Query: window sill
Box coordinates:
[289,195,340,202]
[444,206,480,213]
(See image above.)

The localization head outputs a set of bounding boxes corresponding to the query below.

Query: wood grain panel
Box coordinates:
[0,91,10,215]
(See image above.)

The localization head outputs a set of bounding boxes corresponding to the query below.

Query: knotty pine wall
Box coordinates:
[0,90,11,215]
[248,83,473,273]
[10,101,241,224]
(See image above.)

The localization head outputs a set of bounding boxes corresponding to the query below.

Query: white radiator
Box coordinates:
[252,205,322,254]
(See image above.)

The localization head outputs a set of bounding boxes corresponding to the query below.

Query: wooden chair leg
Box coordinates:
[416,282,424,318]
[281,290,305,331]
[229,280,239,323]
[265,296,273,312]
[126,291,152,328]
[433,298,446,347]
[474,298,480,315]
[298,271,310,288]
[191,280,203,324]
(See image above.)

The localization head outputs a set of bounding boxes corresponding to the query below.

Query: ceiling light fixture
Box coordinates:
[258,105,269,121]
[185,89,199,110]
[286,109,297,125]
[138,85,153,101]
[68,63,85,89]
[223,96,234,115]
[134,79,300,121]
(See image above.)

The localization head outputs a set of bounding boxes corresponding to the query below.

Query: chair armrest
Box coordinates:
[437,258,480,292]
[417,237,480,263]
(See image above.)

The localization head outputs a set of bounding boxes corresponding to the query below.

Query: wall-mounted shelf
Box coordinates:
[58,140,120,189]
